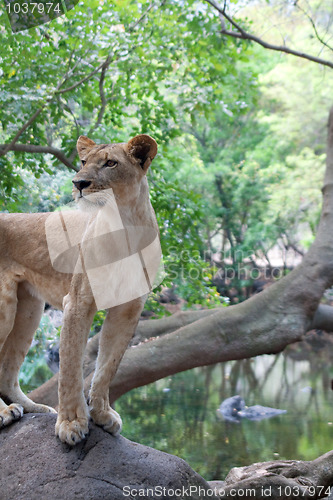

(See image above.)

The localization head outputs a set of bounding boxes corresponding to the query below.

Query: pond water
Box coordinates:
[116,342,333,481]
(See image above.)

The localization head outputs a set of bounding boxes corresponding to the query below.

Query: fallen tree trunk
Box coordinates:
[83,308,220,373]
[30,106,333,408]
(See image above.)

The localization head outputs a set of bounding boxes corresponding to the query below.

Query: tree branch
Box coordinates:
[0,108,45,158]
[60,99,80,139]
[128,1,154,31]
[0,144,78,171]
[55,58,108,95]
[204,0,333,69]
[84,307,220,373]
[295,3,333,53]
[86,56,112,137]
[0,78,68,158]
[0,53,112,166]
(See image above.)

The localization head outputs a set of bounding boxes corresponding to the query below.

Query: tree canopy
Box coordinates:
[1,2,331,312]
[1,0,332,280]
[1,0,333,341]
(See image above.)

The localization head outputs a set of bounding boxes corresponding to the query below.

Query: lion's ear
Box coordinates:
[127,134,158,172]
[77,136,96,158]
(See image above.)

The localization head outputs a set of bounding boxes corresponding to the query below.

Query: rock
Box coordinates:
[46,342,60,374]
[238,404,286,421]
[219,452,333,498]
[217,395,286,423]
[216,395,245,422]
[0,414,218,500]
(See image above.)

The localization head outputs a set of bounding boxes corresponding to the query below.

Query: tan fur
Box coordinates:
[0,134,158,445]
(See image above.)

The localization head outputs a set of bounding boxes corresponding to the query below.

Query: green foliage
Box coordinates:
[143,292,172,318]
[1,0,332,308]
[19,310,108,390]
[19,315,58,392]
[264,148,326,249]
[0,0,248,199]
[1,167,73,212]
[1,2,333,464]
[0,0,260,307]
[91,310,106,335]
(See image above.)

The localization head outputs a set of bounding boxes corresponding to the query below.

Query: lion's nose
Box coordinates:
[72,180,91,191]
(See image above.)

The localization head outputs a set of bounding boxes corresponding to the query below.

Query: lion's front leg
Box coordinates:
[55,279,96,446]
[88,298,144,435]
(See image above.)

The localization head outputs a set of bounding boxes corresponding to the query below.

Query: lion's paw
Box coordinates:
[55,417,89,446]
[90,407,122,436]
[0,403,24,428]
[28,403,57,414]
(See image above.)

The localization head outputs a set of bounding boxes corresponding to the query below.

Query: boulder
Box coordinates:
[0,414,218,500]
[217,395,286,423]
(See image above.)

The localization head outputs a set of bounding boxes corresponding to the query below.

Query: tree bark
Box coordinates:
[30,107,333,409]
[208,451,333,499]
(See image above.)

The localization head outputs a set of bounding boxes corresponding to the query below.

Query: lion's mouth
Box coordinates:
[74,190,113,210]
[73,189,91,200]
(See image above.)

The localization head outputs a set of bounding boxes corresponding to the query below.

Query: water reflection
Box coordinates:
[116,344,333,480]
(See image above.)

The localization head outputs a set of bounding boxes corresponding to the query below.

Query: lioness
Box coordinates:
[0,134,160,445]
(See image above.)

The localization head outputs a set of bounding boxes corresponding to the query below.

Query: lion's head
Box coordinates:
[72,134,157,207]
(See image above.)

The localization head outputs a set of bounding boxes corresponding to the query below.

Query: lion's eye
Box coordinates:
[104,160,118,169]
[81,160,86,166]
